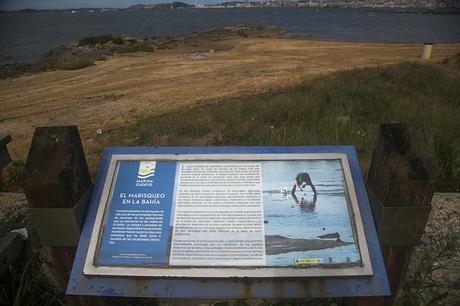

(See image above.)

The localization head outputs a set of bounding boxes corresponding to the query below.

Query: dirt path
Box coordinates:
[1,37,459,160]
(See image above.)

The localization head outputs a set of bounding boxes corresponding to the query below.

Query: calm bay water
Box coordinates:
[0,7,459,64]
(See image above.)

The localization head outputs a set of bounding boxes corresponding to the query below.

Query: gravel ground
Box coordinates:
[0,192,458,305]
[400,193,460,305]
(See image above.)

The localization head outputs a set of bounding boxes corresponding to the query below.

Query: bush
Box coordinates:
[78,35,123,46]
[451,53,460,68]
[111,36,124,45]
[59,59,94,70]
[0,161,25,192]
[114,43,154,54]
[441,52,460,69]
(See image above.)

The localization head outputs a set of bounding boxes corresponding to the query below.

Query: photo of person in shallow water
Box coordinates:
[261,160,361,267]
[291,172,317,206]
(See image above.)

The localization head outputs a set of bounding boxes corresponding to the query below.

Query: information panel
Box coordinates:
[84,153,372,278]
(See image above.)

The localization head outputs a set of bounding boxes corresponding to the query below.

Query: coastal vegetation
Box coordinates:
[0,161,25,192]
[0,34,181,78]
[441,52,460,68]
[113,43,154,53]
[59,58,95,70]
[78,34,124,46]
[96,59,460,192]
[1,27,277,79]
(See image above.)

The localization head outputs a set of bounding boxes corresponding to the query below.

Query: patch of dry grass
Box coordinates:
[96,62,460,191]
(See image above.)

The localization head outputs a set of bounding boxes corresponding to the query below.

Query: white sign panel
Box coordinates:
[84,153,372,277]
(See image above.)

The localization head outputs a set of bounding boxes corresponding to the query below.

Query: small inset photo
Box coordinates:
[261,160,361,267]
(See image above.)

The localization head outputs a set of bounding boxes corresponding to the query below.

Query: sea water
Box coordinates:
[1,7,459,64]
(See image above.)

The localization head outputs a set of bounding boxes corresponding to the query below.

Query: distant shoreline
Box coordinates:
[2,24,460,80]
[1,8,459,65]
[1,5,460,14]
[0,26,284,79]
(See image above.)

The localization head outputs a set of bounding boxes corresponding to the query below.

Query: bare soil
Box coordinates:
[1,35,459,162]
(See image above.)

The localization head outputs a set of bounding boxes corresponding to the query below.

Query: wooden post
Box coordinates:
[352,124,438,305]
[0,133,12,169]
[23,126,103,306]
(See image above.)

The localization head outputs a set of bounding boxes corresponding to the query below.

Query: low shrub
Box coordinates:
[59,59,94,70]
[114,43,154,53]
[78,34,123,46]
[0,161,25,192]
[441,52,460,69]
[111,36,124,45]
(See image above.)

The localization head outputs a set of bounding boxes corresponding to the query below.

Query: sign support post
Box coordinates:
[23,126,104,306]
[0,133,12,168]
[351,124,438,306]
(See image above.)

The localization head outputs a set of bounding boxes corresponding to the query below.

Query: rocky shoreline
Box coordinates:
[0,26,283,80]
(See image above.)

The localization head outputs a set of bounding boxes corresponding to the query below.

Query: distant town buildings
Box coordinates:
[190,0,460,8]
[119,0,460,10]
[4,0,458,14]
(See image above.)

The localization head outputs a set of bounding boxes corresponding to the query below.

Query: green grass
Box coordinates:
[59,59,95,70]
[113,43,154,53]
[0,254,64,306]
[0,161,25,192]
[397,238,459,306]
[96,62,460,192]
[78,34,123,46]
[454,53,460,68]
[441,52,460,69]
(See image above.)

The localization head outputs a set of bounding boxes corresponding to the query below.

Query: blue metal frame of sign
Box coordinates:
[67,146,390,298]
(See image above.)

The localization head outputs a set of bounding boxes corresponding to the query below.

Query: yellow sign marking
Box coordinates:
[295,258,323,265]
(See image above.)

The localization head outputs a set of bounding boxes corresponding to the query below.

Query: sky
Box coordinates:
[0,0,213,11]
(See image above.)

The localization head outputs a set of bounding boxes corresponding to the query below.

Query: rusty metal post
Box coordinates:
[22,126,103,306]
[351,124,438,306]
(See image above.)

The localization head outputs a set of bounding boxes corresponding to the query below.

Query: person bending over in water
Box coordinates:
[291,172,317,204]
